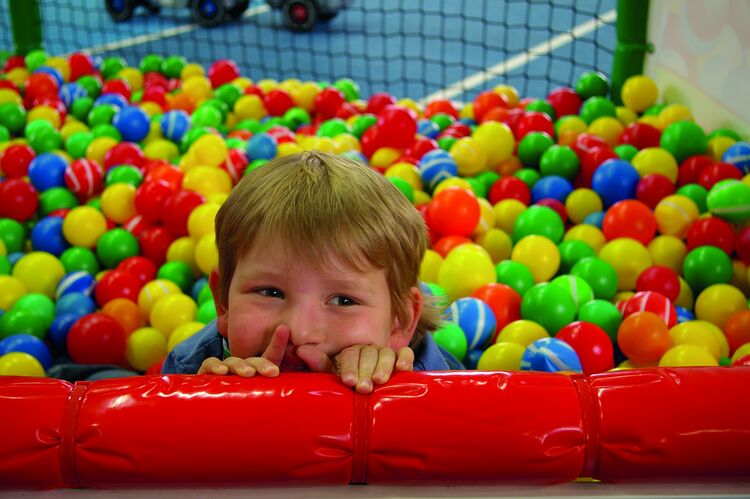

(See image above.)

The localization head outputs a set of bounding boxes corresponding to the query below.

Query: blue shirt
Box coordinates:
[162,320,464,374]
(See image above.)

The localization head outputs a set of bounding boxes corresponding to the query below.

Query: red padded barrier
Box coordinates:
[1,368,749,489]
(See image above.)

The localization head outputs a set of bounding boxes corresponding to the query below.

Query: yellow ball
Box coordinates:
[291,82,320,112]
[62,206,108,248]
[675,276,695,310]
[397,98,422,116]
[257,79,278,94]
[117,67,144,92]
[370,147,402,169]
[694,284,747,330]
[385,162,423,191]
[6,68,29,87]
[449,137,488,176]
[511,235,560,283]
[615,106,638,126]
[472,198,496,237]
[182,75,212,103]
[599,238,652,290]
[191,133,228,167]
[631,147,679,183]
[277,141,303,157]
[187,202,220,240]
[28,105,61,129]
[496,320,549,347]
[86,136,118,165]
[168,321,206,352]
[637,114,663,130]
[183,166,232,198]
[621,75,659,113]
[150,293,197,336]
[659,344,718,367]
[472,121,515,169]
[0,89,23,106]
[126,327,168,371]
[0,352,45,377]
[565,188,603,225]
[60,121,89,142]
[668,322,721,360]
[12,252,65,299]
[438,243,496,300]
[195,233,219,276]
[731,343,750,364]
[648,235,687,274]
[563,224,606,254]
[707,136,735,162]
[44,57,71,82]
[278,78,301,94]
[476,227,512,263]
[420,249,443,284]
[493,84,520,107]
[588,116,624,147]
[234,94,267,120]
[308,136,336,153]
[137,279,182,318]
[144,139,180,161]
[0,275,27,310]
[166,237,199,275]
[493,199,526,235]
[180,63,205,79]
[100,183,137,224]
[332,133,360,154]
[477,342,525,371]
[556,116,588,136]
[654,195,699,238]
[434,177,473,196]
[413,189,431,206]
[140,101,163,118]
[659,104,693,127]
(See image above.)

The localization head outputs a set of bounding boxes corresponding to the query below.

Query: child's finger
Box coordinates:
[372,348,397,384]
[261,325,290,366]
[297,344,335,373]
[355,346,379,393]
[336,346,362,387]
[197,357,228,375]
[224,357,257,377]
[396,347,415,372]
[247,357,280,377]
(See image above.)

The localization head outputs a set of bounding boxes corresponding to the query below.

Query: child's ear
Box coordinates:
[208,268,229,338]
[388,287,423,350]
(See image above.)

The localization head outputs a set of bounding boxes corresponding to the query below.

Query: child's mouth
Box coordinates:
[279,349,309,372]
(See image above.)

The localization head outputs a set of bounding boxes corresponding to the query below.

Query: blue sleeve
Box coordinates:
[161,320,224,374]
[413,333,466,371]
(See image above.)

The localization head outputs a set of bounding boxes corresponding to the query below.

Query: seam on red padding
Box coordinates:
[350,392,369,484]
[573,376,600,479]
[60,382,88,488]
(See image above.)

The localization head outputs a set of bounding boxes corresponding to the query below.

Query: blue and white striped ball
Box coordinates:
[722,141,750,174]
[94,93,128,110]
[55,271,96,300]
[521,337,582,373]
[446,297,496,350]
[675,306,695,324]
[60,82,88,108]
[55,292,96,318]
[160,110,191,143]
[417,119,440,139]
[418,149,458,192]
[247,132,278,161]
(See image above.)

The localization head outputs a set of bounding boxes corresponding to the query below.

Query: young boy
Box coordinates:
[162,151,463,392]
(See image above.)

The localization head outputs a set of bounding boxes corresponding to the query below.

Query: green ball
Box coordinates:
[475,171,500,192]
[245,159,268,175]
[71,97,94,121]
[514,168,541,189]
[283,107,311,129]
[39,187,79,216]
[24,49,48,72]
[0,124,10,143]
[197,283,214,305]
[350,114,376,138]
[466,177,487,199]
[550,274,594,311]
[226,137,246,150]
[202,98,229,121]
[105,165,143,187]
[677,183,708,213]
[333,78,360,101]
[430,113,454,131]
[579,96,617,124]
[197,299,217,324]
[388,177,414,203]
[157,261,196,294]
[258,117,286,133]
[139,54,164,74]
[100,57,127,80]
[425,283,450,307]
[0,255,10,275]
[432,322,468,361]
[614,143,639,161]
[24,119,54,139]
[571,257,618,300]
[517,131,554,167]
[525,99,556,120]
[682,245,732,294]
[77,76,102,99]
[513,205,564,243]
[437,136,457,151]
[558,239,596,274]
[28,127,62,154]
[96,228,140,269]
[88,104,117,127]
[0,103,27,135]
[0,309,48,340]
[13,293,55,328]
[180,127,210,152]
[495,260,535,296]
[192,105,223,129]
[575,71,609,99]
[65,131,94,159]
[317,118,350,138]
[214,84,243,108]
[643,104,666,117]
[706,179,750,223]
[161,56,187,79]
[577,299,622,342]
[707,128,742,142]
[660,121,707,163]
[520,283,577,334]
[86,196,102,211]
[539,145,579,180]
[0,218,26,253]
[60,247,101,275]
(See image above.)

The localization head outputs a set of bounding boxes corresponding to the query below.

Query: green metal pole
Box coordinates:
[610,0,652,105]
[8,0,43,55]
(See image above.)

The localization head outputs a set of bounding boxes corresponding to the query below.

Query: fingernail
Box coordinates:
[344,374,356,385]
[358,380,372,391]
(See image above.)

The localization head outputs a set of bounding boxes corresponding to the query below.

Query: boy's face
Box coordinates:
[209,235,422,371]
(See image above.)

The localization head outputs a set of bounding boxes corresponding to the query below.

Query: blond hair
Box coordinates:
[214,151,441,346]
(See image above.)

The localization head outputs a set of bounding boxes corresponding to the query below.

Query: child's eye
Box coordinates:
[255,287,284,299]
[329,295,358,307]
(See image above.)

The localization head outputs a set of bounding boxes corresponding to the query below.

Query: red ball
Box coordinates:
[636,174,675,209]
[732,355,750,367]
[735,227,750,266]
[0,144,35,178]
[141,86,168,109]
[24,73,59,102]
[556,321,614,374]
[602,199,656,244]
[34,95,68,123]
[67,313,126,365]
[95,269,144,306]
[546,87,581,118]
[101,78,132,101]
[117,256,158,285]
[4,55,26,72]
[144,164,183,191]
[263,89,294,117]
[144,72,169,91]
[473,91,509,123]
[122,214,153,238]
[620,122,661,150]
[635,265,681,303]
[686,217,735,255]
[104,141,146,169]
[68,52,95,81]
[335,102,360,120]
[360,125,384,159]
[365,92,397,115]
[265,125,296,144]
[576,146,618,189]
[376,105,417,149]
[489,176,531,205]
[424,98,458,119]
[513,111,554,140]
[243,84,264,98]
[138,226,176,266]
[536,198,568,224]
[471,283,522,342]
[161,189,205,237]
[135,180,173,223]
[314,87,346,119]
[208,59,240,88]
[64,159,104,201]
[220,149,249,183]
[678,155,714,186]
[442,122,472,138]
[0,79,20,94]
[406,136,438,161]
[427,188,481,237]
[571,133,610,158]
[432,235,472,258]
[623,291,677,328]
[0,179,38,221]
[698,162,743,190]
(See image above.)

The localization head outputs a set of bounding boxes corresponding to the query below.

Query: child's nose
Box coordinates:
[285,303,326,346]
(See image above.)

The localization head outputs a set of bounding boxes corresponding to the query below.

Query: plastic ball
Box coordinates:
[0,219,26,254]
[427,187,480,237]
[682,245,733,294]
[55,271,96,299]
[579,96,616,124]
[632,147,679,183]
[12,251,65,299]
[160,110,191,143]
[112,106,150,142]
[446,297,496,351]
[472,121,514,169]
[64,159,104,201]
[622,290,677,328]
[432,322,468,362]
[471,283,521,339]
[102,297,144,336]
[706,179,750,223]
[30,216,69,256]
[96,228,140,269]
[521,337,582,373]
[602,200,656,245]
[636,174,676,209]
[694,284,746,330]
[520,283,576,335]
[591,159,640,207]
[495,320,549,347]
[477,342,525,371]
[659,344,718,367]
[438,243,495,301]
[161,189,206,237]
[576,71,609,99]
[570,257,618,300]
[513,205,564,244]
[550,274,594,311]
[124,327,168,372]
[654,194,700,238]
[621,75,658,113]
[0,178,39,222]
[0,333,53,370]
[635,265,680,302]
[511,235,560,283]
[0,352,45,377]
[27,153,67,192]
[94,269,144,306]
[67,313,126,364]
[686,217,734,255]
[722,141,750,174]
[557,240,596,274]
[517,132,554,167]
[149,293,197,337]
[617,311,671,365]
[0,308,47,340]
[598,238,651,291]
[100,183,137,224]
[195,233,218,275]
[668,321,721,360]
[556,321,613,374]
[660,121,707,164]
[494,260,535,297]
[725,311,750,354]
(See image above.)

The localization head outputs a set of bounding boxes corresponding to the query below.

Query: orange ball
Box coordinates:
[617,311,671,364]
[725,310,750,355]
[101,297,144,336]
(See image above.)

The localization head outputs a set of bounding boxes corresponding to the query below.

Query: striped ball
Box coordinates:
[722,141,750,174]
[418,149,458,192]
[417,119,440,138]
[446,297,496,350]
[59,82,87,109]
[706,179,750,223]
[64,159,104,200]
[521,337,582,373]
[160,110,191,143]
[55,271,96,300]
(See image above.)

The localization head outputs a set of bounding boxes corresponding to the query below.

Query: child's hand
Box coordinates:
[298,344,414,394]
[196,325,290,377]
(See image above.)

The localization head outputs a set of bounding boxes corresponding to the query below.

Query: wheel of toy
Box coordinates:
[282,0,319,32]
[106,0,137,22]
[192,0,227,27]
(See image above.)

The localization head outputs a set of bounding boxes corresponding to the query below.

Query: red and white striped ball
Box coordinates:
[622,291,677,328]
[64,159,104,200]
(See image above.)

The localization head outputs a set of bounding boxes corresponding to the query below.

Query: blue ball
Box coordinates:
[113,105,151,142]
[94,93,128,110]
[28,152,67,192]
[49,313,79,351]
[247,133,277,161]
[418,149,458,191]
[342,150,367,164]
[722,141,750,174]
[675,306,695,323]
[31,217,69,256]
[417,119,440,139]
[191,276,209,301]
[34,66,64,87]
[463,348,484,370]
[0,333,53,370]
[7,252,24,267]
[55,292,96,318]
[60,82,88,108]
[161,110,191,143]
[591,158,640,207]
[55,271,96,300]
[521,337,582,373]
[583,211,605,228]
[531,175,573,203]
[446,297,496,350]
